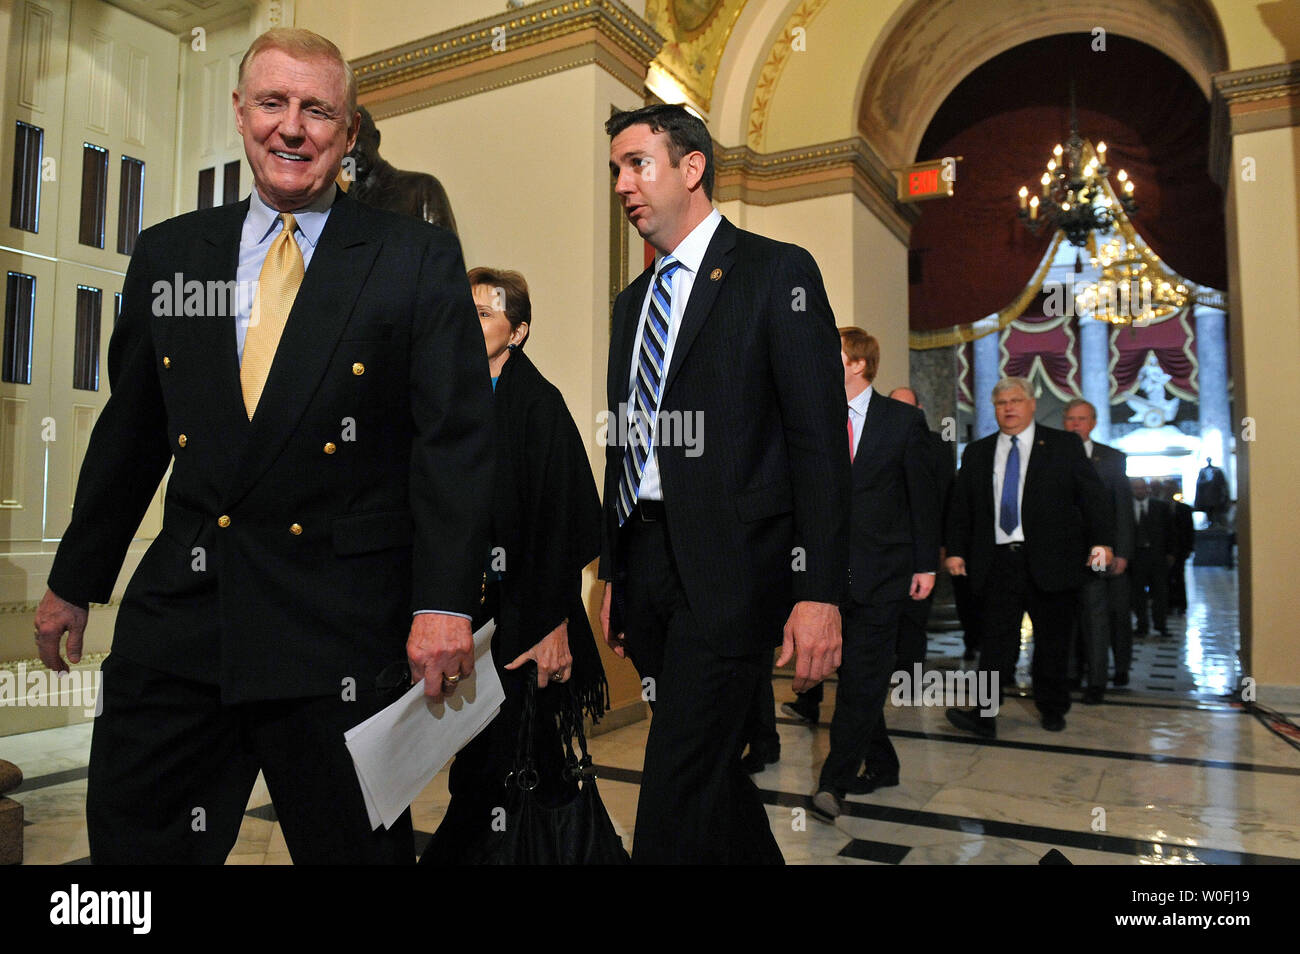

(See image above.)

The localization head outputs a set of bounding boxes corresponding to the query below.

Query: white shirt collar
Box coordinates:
[1001,420,1035,447]
[849,383,873,417]
[1083,438,1094,457]
[656,207,722,276]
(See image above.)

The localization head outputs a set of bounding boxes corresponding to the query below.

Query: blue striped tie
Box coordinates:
[617,256,682,525]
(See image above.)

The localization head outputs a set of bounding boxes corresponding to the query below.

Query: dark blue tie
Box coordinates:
[617,256,682,524]
[1000,435,1020,536]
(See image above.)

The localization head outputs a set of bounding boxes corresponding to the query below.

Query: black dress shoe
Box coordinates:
[1082,687,1104,705]
[844,771,900,795]
[781,697,820,725]
[1041,713,1066,731]
[740,745,780,774]
[1113,671,1129,687]
[945,706,996,739]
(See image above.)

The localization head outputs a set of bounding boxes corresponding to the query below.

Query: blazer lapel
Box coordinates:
[195,199,252,451]
[609,266,652,406]
[662,216,736,397]
[852,393,886,485]
[226,193,380,508]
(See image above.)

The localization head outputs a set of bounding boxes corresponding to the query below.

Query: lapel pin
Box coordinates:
[710,268,723,281]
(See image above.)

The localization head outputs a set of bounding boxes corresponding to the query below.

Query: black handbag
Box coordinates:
[475,664,630,865]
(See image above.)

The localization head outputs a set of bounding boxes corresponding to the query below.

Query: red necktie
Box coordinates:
[847,409,855,462]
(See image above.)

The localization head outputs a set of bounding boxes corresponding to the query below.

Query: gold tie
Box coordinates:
[241,212,304,418]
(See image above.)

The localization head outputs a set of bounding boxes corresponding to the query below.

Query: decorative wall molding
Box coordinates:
[351,0,662,119]
[714,134,919,244]
[1209,61,1300,189]
[746,0,828,151]
[643,0,748,111]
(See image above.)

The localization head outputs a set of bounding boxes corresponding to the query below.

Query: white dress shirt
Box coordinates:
[628,208,722,501]
[1083,438,1094,458]
[993,420,1035,544]
[847,384,873,459]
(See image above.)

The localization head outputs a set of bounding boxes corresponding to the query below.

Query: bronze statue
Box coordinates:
[344,106,457,234]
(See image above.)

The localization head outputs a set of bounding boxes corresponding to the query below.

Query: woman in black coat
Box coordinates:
[422,267,607,863]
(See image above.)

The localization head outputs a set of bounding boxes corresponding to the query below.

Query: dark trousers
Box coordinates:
[87,653,414,864]
[743,666,780,754]
[1131,548,1169,633]
[620,515,781,865]
[818,600,903,793]
[977,546,1077,719]
[897,593,931,669]
[1071,572,1132,687]
[952,573,982,656]
[1168,558,1188,612]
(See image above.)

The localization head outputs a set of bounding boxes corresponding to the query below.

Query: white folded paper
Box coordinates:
[345,619,504,830]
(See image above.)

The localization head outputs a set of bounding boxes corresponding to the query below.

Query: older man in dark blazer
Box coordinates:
[600,104,848,864]
[33,29,493,864]
[945,377,1112,734]
[1063,398,1135,701]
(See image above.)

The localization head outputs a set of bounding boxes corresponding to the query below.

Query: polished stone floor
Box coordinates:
[8,566,1299,865]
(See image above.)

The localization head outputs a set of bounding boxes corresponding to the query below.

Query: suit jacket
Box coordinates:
[1134,497,1176,558]
[48,190,494,703]
[848,394,939,605]
[598,216,850,655]
[946,424,1113,595]
[1087,440,1135,563]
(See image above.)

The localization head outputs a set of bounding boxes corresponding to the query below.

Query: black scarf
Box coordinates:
[488,350,608,723]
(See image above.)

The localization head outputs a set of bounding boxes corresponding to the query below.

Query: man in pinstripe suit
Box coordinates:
[598,104,849,864]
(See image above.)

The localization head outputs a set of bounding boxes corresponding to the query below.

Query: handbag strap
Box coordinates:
[507,662,540,791]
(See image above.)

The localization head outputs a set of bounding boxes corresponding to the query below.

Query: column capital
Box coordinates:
[1209,60,1300,188]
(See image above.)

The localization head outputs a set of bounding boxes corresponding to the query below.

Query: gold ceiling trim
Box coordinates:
[360,33,647,119]
[714,135,919,243]
[351,0,661,98]
[1209,60,1300,188]
[746,0,829,151]
[643,0,748,111]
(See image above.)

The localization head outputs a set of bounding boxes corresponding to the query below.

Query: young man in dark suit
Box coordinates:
[808,331,939,823]
[945,377,1112,735]
[599,104,849,864]
[1063,398,1135,701]
[33,29,493,863]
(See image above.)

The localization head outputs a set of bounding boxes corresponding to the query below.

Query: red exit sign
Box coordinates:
[896,158,957,203]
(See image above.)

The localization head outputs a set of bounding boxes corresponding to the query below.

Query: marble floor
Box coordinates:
[7,566,1299,865]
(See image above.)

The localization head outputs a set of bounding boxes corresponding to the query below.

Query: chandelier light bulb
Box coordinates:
[1117,169,1128,182]
[1097,141,1107,155]
[1124,180,1134,194]
[1053,144,1063,157]
[1018,186,1028,209]
[1029,195,1039,219]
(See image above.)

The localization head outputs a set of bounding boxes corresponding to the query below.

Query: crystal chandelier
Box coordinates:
[1017,97,1137,247]
[1074,228,1190,325]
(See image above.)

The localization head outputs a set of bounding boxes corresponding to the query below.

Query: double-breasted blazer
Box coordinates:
[48,189,494,703]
